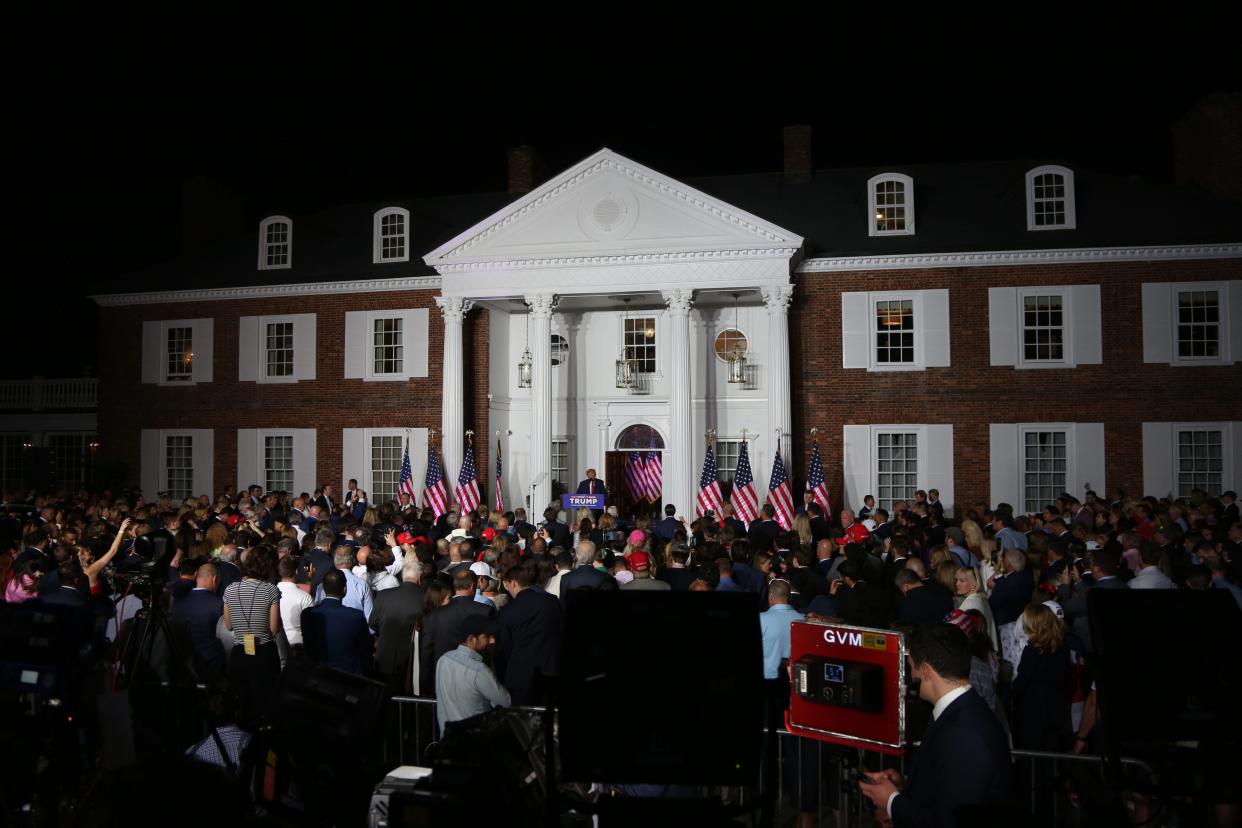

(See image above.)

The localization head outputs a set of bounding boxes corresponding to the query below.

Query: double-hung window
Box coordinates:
[165,435,194,500]
[264,434,295,493]
[258,216,292,270]
[166,326,193,381]
[875,431,919,511]
[843,290,950,372]
[1021,428,1068,514]
[371,434,403,505]
[344,309,429,381]
[1142,281,1238,366]
[373,207,410,263]
[1176,427,1224,497]
[373,317,404,375]
[1176,288,1222,360]
[552,440,569,489]
[1025,166,1076,231]
[867,173,915,236]
[624,317,657,374]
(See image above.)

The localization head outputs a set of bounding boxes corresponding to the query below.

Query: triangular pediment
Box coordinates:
[423,148,802,266]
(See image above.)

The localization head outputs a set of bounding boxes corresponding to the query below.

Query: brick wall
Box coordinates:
[96,290,489,496]
[789,258,1242,513]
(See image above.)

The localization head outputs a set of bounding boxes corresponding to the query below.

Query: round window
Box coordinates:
[551,334,569,366]
[714,328,748,362]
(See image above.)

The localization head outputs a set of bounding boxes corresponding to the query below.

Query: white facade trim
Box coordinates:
[424,148,803,265]
[93,276,442,307]
[799,243,1242,273]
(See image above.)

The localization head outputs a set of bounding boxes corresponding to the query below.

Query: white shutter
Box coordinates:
[1231,422,1242,493]
[292,429,318,497]
[141,321,161,384]
[190,319,213,383]
[404,308,430,378]
[238,317,260,382]
[1142,422,1173,499]
[342,429,368,497]
[190,429,214,497]
[924,424,955,518]
[841,293,870,369]
[140,429,160,498]
[293,313,317,380]
[988,287,1018,367]
[842,425,871,513]
[344,311,366,379]
[1141,282,1172,364]
[1071,284,1103,365]
[1230,282,1242,363]
[236,429,260,493]
[1073,423,1105,499]
[408,427,429,501]
[922,289,951,368]
[989,424,1019,510]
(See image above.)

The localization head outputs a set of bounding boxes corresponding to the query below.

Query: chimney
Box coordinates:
[783,124,813,183]
[508,145,536,194]
[181,175,243,258]
[1173,93,1242,203]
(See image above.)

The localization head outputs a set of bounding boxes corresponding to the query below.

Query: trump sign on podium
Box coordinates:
[562,493,605,511]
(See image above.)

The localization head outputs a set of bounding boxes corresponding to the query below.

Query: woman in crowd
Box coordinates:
[222,545,282,725]
[1011,603,1072,751]
[953,565,998,649]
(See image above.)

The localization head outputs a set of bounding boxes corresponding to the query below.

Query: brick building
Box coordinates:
[93,118,1242,518]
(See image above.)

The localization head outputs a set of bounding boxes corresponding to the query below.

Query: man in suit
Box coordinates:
[369,556,428,690]
[806,503,832,544]
[988,548,1035,626]
[539,506,571,550]
[558,540,612,593]
[312,483,336,514]
[299,527,337,592]
[420,568,495,694]
[926,488,946,521]
[1056,546,1127,650]
[658,542,698,591]
[170,562,226,679]
[831,558,893,629]
[860,623,1011,826]
[895,568,954,627]
[652,504,683,544]
[497,561,563,706]
[301,570,373,675]
[748,504,782,551]
[216,546,243,595]
[575,468,607,520]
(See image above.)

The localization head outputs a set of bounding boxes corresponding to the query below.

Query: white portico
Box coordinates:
[424,149,803,516]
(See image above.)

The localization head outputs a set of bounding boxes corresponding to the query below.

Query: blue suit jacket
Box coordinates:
[170,588,226,675]
[988,570,1034,626]
[892,689,1011,827]
[301,598,373,675]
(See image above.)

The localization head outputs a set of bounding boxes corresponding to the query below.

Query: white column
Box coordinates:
[596,418,611,476]
[663,288,694,517]
[525,293,556,513]
[435,295,472,485]
[762,284,794,469]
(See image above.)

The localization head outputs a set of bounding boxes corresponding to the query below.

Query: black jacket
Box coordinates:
[835,582,894,629]
[369,582,425,675]
[891,689,1012,828]
[497,587,563,702]
[896,584,954,627]
[419,595,495,694]
[301,598,373,675]
[559,564,612,593]
[170,588,226,676]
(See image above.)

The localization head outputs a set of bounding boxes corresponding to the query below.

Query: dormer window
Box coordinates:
[373,207,410,263]
[866,173,915,237]
[1025,166,1076,231]
[258,215,292,270]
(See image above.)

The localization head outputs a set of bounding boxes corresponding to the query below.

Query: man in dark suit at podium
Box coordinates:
[576,468,607,519]
[859,623,1011,826]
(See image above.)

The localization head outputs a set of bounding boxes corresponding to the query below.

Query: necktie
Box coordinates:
[590,481,594,494]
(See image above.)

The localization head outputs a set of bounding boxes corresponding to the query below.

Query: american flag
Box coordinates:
[806,439,831,516]
[625,451,647,502]
[455,438,481,514]
[768,447,794,530]
[643,447,662,503]
[398,436,417,505]
[731,440,759,524]
[696,441,725,517]
[423,444,449,519]
[493,439,504,513]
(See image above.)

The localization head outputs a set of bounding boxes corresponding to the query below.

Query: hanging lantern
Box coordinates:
[727,292,746,384]
[616,297,637,390]
[517,311,533,388]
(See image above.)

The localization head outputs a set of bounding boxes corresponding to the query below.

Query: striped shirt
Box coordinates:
[223,579,281,646]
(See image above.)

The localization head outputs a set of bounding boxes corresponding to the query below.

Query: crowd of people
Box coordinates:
[2,475,1240,825]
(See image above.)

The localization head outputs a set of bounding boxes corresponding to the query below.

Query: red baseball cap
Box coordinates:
[481,527,497,541]
[628,551,651,571]
[226,514,243,528]
[395,531,416,545]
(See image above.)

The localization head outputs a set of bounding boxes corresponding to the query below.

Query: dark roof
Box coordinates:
[100,160,1242,295]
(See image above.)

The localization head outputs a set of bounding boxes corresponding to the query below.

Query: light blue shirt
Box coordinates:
[435,645,511,732]
[759,603,805,680]
[315,566,375,628]
[995,527,1028,551]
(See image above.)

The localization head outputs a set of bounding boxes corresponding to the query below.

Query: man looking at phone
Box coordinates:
[859,623,1011,826]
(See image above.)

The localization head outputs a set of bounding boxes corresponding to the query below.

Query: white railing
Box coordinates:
[0,377,98,410]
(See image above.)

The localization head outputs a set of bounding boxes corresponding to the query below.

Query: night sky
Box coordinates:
[14,49,1238,379]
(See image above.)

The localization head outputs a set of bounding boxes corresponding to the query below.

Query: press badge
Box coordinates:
[243,634,257,656]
